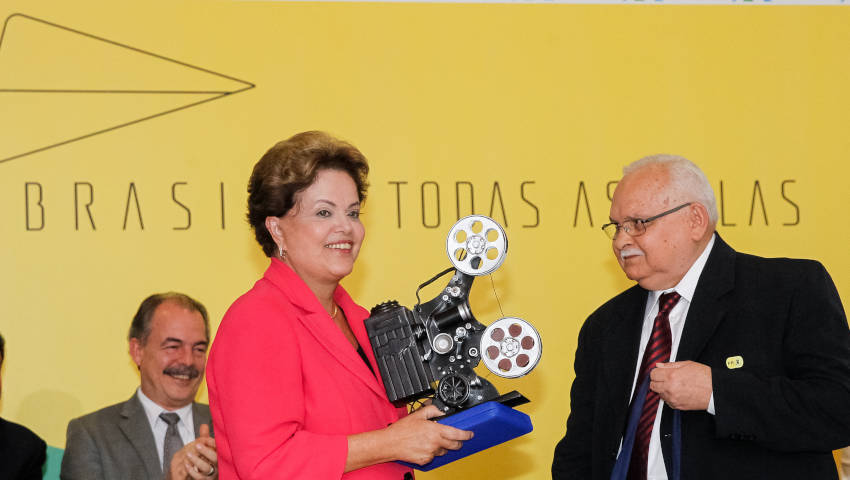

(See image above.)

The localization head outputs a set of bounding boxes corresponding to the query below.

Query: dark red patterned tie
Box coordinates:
[627,291,681,480]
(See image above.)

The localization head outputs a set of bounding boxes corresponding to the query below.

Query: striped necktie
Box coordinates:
[627,291,681,480]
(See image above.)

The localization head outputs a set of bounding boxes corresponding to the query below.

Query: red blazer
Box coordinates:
[207,259,412,479]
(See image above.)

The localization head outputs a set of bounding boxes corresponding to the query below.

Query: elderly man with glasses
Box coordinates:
[552,155,850,480]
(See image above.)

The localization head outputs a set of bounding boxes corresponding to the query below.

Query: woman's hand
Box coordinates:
[345,405,474,471]
[385,405,474,465]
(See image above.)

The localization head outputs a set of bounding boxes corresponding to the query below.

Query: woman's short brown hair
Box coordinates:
[247,131,370,257]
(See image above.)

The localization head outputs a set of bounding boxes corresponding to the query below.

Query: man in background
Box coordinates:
[61,292,218,480]
[0,332,47,480]
[553,155,850,479]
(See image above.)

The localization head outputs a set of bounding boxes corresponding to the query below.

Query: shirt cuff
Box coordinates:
[707,392,715,415]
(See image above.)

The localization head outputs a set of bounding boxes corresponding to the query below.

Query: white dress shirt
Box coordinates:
[625,234,715,480]
[136,387,195,468]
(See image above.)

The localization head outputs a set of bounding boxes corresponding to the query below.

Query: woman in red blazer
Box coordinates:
[206,131,472,479]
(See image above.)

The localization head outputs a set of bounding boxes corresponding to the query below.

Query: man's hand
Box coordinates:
[167,424,217,480]
[650,361,712,411]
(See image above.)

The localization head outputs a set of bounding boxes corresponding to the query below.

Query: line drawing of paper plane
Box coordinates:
[0,13,255,164]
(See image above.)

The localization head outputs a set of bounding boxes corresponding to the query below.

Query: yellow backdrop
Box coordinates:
[0,1,848,479]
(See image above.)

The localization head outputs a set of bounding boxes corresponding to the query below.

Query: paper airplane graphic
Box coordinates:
[0,13,254,164]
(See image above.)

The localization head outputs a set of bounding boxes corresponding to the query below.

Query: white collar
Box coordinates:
[136,386,193,428]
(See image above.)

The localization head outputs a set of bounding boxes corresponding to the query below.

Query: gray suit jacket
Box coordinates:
[60,393,212,480]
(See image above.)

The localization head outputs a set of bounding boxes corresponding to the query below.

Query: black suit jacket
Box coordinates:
[0,416,46,480]
[553,235,850,480]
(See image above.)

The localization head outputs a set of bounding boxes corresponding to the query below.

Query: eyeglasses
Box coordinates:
[601,202,691,240]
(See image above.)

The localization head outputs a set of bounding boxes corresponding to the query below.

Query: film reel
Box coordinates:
[480,317,542,378]
[446,215,508,276]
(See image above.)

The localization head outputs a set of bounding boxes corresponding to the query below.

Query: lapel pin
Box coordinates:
[725,356,744,369]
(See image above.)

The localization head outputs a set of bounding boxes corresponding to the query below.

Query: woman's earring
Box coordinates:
[279,245,287,259]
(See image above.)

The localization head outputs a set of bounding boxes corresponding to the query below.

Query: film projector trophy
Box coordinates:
[365,215,542,470]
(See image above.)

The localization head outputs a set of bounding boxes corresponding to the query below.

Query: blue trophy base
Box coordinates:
[398,401,533,471]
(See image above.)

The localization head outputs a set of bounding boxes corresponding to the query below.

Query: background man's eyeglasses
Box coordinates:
[601,202,692,240]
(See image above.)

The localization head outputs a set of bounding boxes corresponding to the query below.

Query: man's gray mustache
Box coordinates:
[619,248,645,261]
[163,365,200,379]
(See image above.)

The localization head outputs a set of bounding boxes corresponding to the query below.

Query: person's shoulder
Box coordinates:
[735,250,829,280]
[595,284,644,314]
[68,398,132,429]
[213,278,298,355]
[722,247,841,302]
[582,284,645,331]
[223,276,289,318]
[0,417,46,450]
